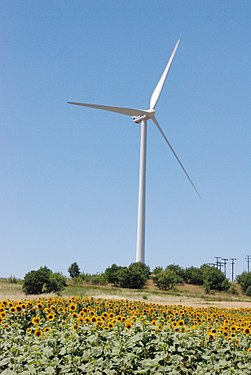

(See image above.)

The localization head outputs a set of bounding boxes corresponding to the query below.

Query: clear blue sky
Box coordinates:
[1,1,251,279]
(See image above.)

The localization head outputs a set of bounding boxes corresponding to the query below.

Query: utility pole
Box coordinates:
[230,258,237,281]
[246,255,251,273]
[214,257,221,270]
[221,258,228,277]
[218,262,224,273]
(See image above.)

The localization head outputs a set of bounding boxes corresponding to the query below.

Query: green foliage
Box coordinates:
[23,266,51,294]
[152,266,163,276]
[228,284,239,295]
[246,286,251,296]
[46,272,67,294]
[22,266,67,295]
[153,263,231,292]
[183,266,204,285]
[80,272,107,285]
[104,264,124,285]
[237,272,251,295]
[155,268,183,290]
[165,264,185,280]
[151,266,163,284]
[104,262,150,289]
[1,307,251,374]
[7,275,18,284]
[68,262,81,278]
[201,265,230,292]
[128,262,150,280]
[116,263,148,289]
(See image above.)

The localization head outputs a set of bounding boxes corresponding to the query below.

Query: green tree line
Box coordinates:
[21,261,251,296]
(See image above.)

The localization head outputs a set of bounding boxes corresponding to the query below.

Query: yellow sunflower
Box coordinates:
[32,316,41,325]
[34,329,43,337]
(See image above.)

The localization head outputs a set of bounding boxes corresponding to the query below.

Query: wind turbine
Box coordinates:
[68,39,200,264]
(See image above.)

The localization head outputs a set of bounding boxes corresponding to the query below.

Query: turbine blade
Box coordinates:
[152,116,201,199]
[68,102,147,117]
[150,39,180,110]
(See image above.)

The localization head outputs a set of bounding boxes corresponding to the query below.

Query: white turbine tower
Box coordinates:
[68,40,200,264]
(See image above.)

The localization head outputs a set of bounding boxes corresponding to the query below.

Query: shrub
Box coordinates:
[23,266,67,295]
[151,266,163,283]
[228,284,239,295]
[246,285,251,296]
[236,272,251,294]
[80,272,107,285]
[128,262,150,279]
[116,266,146,289]
[104,262,150,289]
[8,275,18,284]
[155,269,183,290]
[46,272,67,294]
[165,264,185,281]
[201,265,230,292]
[104,264,124,285]
[183,266,204,285]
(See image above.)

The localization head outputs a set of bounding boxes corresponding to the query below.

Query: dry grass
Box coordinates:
[1,278,251,308]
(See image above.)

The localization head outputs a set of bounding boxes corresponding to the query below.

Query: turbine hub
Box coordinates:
[132,109,155,123]
[146,109,155,118]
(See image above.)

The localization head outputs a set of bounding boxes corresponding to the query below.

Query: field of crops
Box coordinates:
[0,296,251,374]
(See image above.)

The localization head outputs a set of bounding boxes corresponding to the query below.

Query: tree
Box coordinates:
[23,266,67,295]
[152,266,163,276]
[128,262,150,279]
[23,266,52,294]
[104,264,124,285]
[104,262,150,289]
[201,265,230,292]
[68,262,81,278]
[151,266,163,284]
[46,272,67,293]
[117,267,146,289]
[183,266,204,285]
[155,269,183,290]
[166,264,185,281]
[236,272,251,295]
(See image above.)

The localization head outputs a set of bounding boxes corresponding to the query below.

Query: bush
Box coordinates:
[246,285,251,296]
[105,262,150,289]
[8,275,18,284]
[151,266,163,284]
[165,264,185,281]
[155,269,183,290]
[201,265,230,292]
[23,266,67,295]
[128,262,150,279]
[152,266,163,276]
[80,272,107,285]
[236,272,251,295]
[46,272,67,294]
[104,264,124,285]
[118,268,144,289]
[183,266,204,285]
[228,284,239,295]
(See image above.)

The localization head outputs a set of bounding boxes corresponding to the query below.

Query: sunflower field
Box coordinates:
[0,297,251,374]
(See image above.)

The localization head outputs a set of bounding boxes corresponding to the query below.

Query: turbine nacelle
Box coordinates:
[132,109,155,123]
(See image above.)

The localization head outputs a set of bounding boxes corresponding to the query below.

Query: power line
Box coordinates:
[207,262,216,267]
